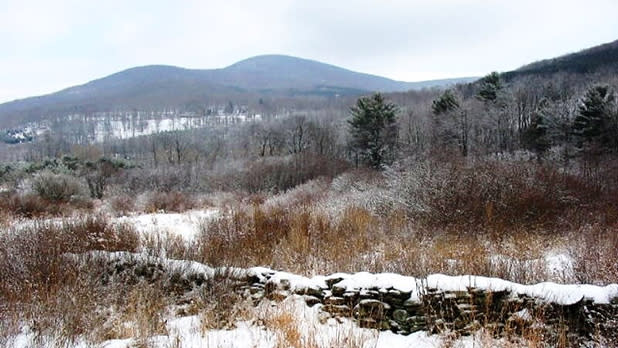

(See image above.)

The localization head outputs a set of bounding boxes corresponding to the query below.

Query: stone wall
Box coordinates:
[254,271,618,346]
[97,253,618,346]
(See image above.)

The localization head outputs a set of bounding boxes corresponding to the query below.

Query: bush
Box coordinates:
[32,172,83,202]
[0,215,139,301]
[110,194,136,215]
[384,160,601,229]
[144,191,196,213]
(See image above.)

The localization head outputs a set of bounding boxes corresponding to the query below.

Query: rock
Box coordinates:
[326,277,345,288]
[359,289,381,299]
[331,284,347,296]
[343,291,359,301]
[388,319,401,331]
[303,295,321,307]
[393,309,409,322]
[406,316,427,332]
[279,279,291,290]
[324,296,346,306]
[324,304,352,317]
[355,299,391,320]
[304,286,324,298]
[248,286,264,295]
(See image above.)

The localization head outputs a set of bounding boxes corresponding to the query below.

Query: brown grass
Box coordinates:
[144,191,196,213]
[2,158,617,346]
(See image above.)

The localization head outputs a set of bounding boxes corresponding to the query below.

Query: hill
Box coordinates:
[504,39,618,80]
[0,55,476,125]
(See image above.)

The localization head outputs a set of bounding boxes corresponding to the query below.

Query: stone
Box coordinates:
[355,299,391,320]
[279,279,291,290]
[324,304,352,317]
[304,286,324,298]
[393,309,409,322]
[331,284,347,296]
[248,286,263,294]
[324,296,346,306]
[359,289,381,299]
[343,291,359,301]
[325,276,344,288]
[303,295,321,307]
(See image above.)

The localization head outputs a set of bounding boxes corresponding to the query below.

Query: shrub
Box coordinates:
[384,160,602,229]
[110,194,136,215]
[144,191,196,213]
[0,215,139,302]
[32,172,83,202]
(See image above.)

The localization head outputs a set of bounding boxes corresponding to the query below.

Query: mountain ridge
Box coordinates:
[0,55,477,125]
[504,39,618,79]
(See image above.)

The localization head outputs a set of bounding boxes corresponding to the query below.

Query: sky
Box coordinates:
[1,0,617,103]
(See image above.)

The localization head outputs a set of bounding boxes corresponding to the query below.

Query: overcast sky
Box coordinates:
[1,0,617,103]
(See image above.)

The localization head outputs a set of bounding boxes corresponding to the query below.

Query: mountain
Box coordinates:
[0,55,476,125]
[504,39,618,80]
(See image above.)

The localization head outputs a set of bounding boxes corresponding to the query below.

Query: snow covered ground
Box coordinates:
[7,296,509,348]
[113,209,219,241]
[5,249,617,348]
[6,208,219,242]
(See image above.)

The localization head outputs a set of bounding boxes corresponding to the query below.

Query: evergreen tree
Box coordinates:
[573,85,617,151]
[432,90,460,115]
[348,93,399,169]
[431,90,468,156]
[477,72,502,103]
[522,109,551,159]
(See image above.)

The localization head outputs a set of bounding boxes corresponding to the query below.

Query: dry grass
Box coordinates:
[197,270,254,332]
[0,191,94,218]
[1,158,617,346]
[258,300,377,348]
[144,191,196,213]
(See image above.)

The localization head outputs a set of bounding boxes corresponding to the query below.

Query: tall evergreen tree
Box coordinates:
[348,93,399,169]
[522,110,551,159]
[432,90,460,115]
[477,72,503,103]
[573,85,617,151]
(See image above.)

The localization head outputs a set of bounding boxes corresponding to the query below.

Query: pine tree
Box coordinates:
[477,72,502,103]
[432,90,460,115]
[348,93,399,169]
[522,110,551,159]
[573,85,616,151]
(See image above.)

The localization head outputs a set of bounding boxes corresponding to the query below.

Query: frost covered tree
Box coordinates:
[348,93,399,169]
[431,90,469,157]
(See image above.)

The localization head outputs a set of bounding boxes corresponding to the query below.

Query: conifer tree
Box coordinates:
[573,85,617,152]
[348,93,399,169]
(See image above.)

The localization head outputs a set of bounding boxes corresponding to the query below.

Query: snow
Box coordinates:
[113,209,218,241]
[81,251,617,307]
[15,296,469,348]
[259,268,617,306]
[489,251,575,282]
[7,251,618,347]
[5,209,219,242]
